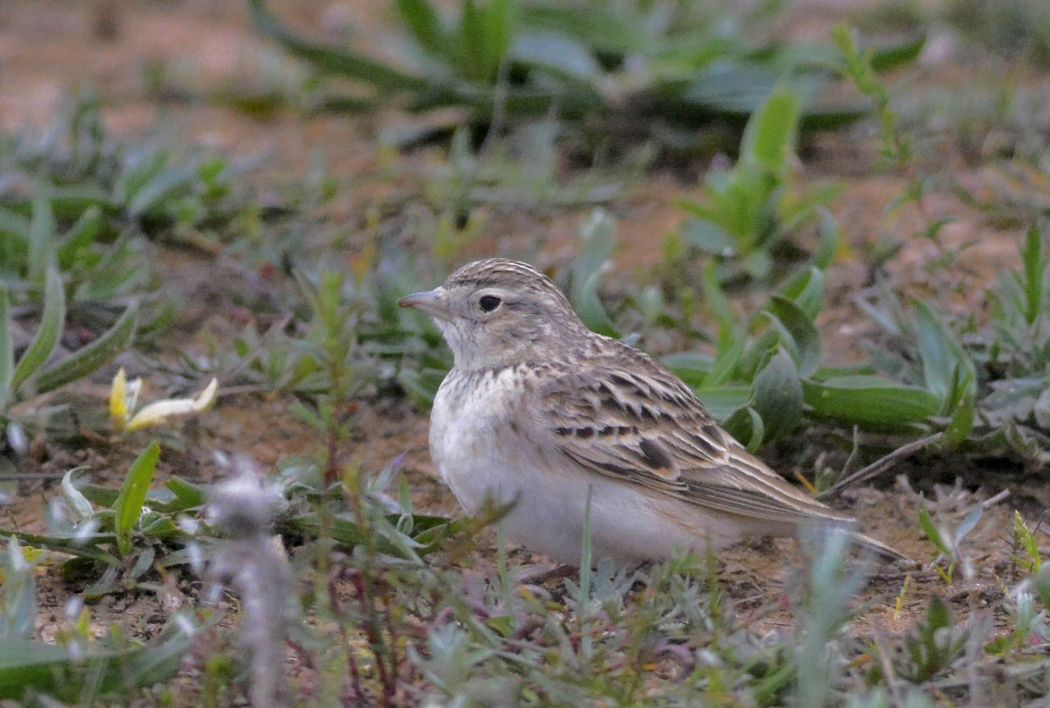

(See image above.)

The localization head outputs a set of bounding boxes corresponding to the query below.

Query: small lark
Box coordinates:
[400,258,902,565]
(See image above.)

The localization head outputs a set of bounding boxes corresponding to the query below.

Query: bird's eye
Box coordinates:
[479,295,502,312]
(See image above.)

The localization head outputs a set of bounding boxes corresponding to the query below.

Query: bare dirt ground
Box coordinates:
[0,0,1045,682]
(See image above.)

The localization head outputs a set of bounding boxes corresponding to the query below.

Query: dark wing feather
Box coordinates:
[536,345,853,526]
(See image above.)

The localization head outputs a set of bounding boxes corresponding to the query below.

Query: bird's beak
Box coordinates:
[398,289,453,321]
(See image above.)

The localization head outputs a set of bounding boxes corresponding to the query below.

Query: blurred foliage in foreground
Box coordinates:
[249,0,923,148]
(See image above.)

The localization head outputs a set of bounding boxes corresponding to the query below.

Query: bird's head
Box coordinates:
[399,258,588,370]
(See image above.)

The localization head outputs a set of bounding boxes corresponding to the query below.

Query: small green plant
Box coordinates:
[675,88,841,281]
[894,596,969,682]
[2,445,458,594]
[420,123,633,210]
[916,498,983,583]
[0,537,192,703]
[862,225,1050,461]
[1012,511,1043,574]
[666,258,940,450]
[0,194,147,310]
[249,0,922,147]
[0,91,254,250]
[1,268,138,459]
[793,526,872,706]
[945,0,1050,67]
[832,25,913,170]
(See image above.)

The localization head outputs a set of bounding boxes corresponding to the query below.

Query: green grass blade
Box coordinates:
[248,0,427,92]
[765,296,821,378]
[0,206,31,243]
[27,193,56,284]
[1022,225,1043,326]
[942,364,976,449]
[0,640,72,699]
[0,530,119,565]
[397,0,454,62]
[779,266,825,321]
[0,288,12,406]
[750,348,803,443]
[914,300,968,406]
[460,0,490,82]
[113,441,161,557]
[917,501,951,558]
[11,267,65,394]
[33,302,138,395]
[483,0,514,78]
[870,33,926,73]
[1035,565,1050,609]
[741,89,800,176]
[701,260,735,332]
[57,206,103,270]
[126,163,197,218]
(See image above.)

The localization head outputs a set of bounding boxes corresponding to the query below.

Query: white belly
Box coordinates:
[430,368,744,565]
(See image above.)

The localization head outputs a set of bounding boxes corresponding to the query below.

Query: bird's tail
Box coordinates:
[850,531,912,564]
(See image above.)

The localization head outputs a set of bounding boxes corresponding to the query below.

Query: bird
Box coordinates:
[399,258,905,566]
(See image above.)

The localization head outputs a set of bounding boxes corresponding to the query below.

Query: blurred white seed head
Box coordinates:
[64,596,84,622]
[206,454,279,537]
[5,422,28,457]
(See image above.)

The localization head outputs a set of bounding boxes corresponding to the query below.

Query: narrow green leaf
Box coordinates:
[750,348,803,443]
[575,270,618,338]
[953,505,982,547]
[0,640,72,699]
[917,501,951,557]
[870,33,926,73]
[460,0,491,82]
[779,266,825,321]
[165,476,207,510]
[0,288,12,405]
[695,383,752,420]
[1035,564,1050,610]
[113,441,161,557]
[0,631,191,700]
[60,467,95,521]
[1022,225,1043,326]
[741,89,800,176]
[0,530,119,565]
[397,367,441,408]
[913,301,970,406]
[803,376,940,429]
[723,405,765,452]
[0,539,35,641]
[483,0,514,76]
[942,363,975,449]
[11,267,65,394]
[27,193,56,284]
[397,0,454,61]
[706,324,746,387]
[512,31,601,81]
[248,0,427,92]
[33,303,138,395]
[681,219,737,255]
[813,208,839,270]
[765,296,821,377]
[0,206,31,242]
[664,352,712,388]
[57,206,103,270]
[701,260,735,332]
[126,164,196,218]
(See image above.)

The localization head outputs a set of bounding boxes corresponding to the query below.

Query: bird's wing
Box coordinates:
[534,351,853,526]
